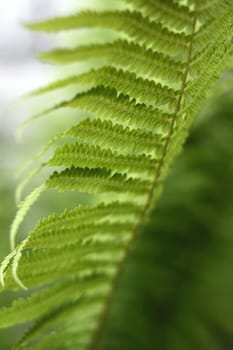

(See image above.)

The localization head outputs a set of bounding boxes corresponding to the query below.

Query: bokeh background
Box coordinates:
[0,1,232,349]
[0,2,62,347]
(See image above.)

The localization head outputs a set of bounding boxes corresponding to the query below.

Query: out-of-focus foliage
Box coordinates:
[0,140,19,349]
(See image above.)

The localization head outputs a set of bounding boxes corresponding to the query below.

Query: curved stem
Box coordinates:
[89,2,199,349]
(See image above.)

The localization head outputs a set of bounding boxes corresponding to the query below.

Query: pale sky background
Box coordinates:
[0,0,108,134]
[0,1,56,97]
[0,1,58,137]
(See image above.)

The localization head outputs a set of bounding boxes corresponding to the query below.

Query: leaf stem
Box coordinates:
[89,2,199,349]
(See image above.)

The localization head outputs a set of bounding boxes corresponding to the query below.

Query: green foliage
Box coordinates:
[0,0,233,349]
[97,95,233,350]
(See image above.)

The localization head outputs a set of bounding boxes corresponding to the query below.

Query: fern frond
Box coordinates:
[23,221,133,249]
[65,119,165,156]
[1,0,233,349]
[193,6,233,53]
[47,143,156,176]
[3,242,125,291]
[14,293,105,350]
[26,10,189,58]
[123,0,195,32]
[31,41,184,89]
[32,65,178,107]
[0,274,110,328]
[46,167,150,196]
[10,184,45,250]
[34,86,172,132]
[35,201,140,230]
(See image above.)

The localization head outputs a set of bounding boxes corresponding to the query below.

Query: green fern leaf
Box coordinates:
[28,41,184,90]
[1,0,233,349]
[46,167,150,196]
[26,10,190,58]
[47,143,156,175]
